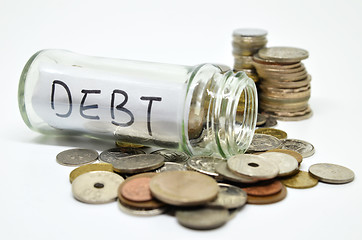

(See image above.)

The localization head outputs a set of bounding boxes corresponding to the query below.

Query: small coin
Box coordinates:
[115,141,145,148]
[215,162,257,183]
[281,171,318,189]
[69,163,114,183]
[255,128,287,139]
[261,115,278,128]
[99,147,145,164]
[280,139,315,158]
[72,171,124,204]
[176,207,229,230]
[242,180,282,196]
[118,172,165,209]
[118,200,166,216]
[227,154,279,180]
[155,162,187,173]
[187,156,225,177]
[247,184,287,204]
[150,149,189,163]
[149,171,219,206]
[233,28,268,37]
[266,149,303,164]
[207,183,248,209]
[56,148,98,166]
[112,154,164,174]
[259,152,299,177]
[258,47,309,63]
[247,133,282,152]
[256,113,267,126]
[121,177,152,202]
[309,163,354,184]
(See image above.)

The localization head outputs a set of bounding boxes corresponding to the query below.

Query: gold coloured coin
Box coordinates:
[247,184,287,204]
[258,47,309,63]
[149,171,219,206]
[255,127,287,139]
[69,163,114,183]
[281,171,318,189]
[115,141,145,148]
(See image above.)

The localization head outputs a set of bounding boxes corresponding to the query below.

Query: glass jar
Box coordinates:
[18,49,257,157]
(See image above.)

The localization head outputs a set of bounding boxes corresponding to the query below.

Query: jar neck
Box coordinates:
[184,64,257,158]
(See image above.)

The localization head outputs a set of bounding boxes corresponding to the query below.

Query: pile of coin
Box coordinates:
[56,128,354,230]
[232,28,268,83]
[253,46,312,120]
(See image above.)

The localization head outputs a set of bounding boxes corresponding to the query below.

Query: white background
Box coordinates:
[1,0,362,239]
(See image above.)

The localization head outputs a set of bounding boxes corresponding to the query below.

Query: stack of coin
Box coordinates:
[232,28,268,83]
[253,47,312,120]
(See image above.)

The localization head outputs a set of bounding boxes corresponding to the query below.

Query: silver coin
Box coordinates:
[215,162,257,183]
[118,200,166,216]
[247,133,281,152]
[112,154,164,174]
[56,148,98,166]
[280,139,315,158]
[227,154,279,180]
[256,113,267,126]
[150,149,189,163]
[258,47,309,63]
[176,207,229,230]
[155,162,187,173]
[206,183,247,209]
[233,28,267,37]
[99,147,145,164]
[187,156,225,177]
[72,171,124,204]
[309,163,354,184]
[261,115,278,127]
[259,152,299,177]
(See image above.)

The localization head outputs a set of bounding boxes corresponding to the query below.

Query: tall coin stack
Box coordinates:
[232,28,268,83]
[253,47,312,121]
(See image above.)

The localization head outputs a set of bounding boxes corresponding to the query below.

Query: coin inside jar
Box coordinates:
[227,154,279,180]
[72,171,124,204]
[149,171,219,206]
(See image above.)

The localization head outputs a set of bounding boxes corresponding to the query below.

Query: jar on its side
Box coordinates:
[18,49,257,157]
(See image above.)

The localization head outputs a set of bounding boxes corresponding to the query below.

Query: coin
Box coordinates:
[255,127,287,139]
[309,163,355,184]
[247,184,287,204]
[258,47,309,63]
[242,180,282,196]
[187,156,225,177]
[118,200,166,216]
[233,28,268,37]
[281,171,318,189]
[72,171,124,204]
[256,113,267,126]
[280,139,315,158]
[247,133,281,152]
[69,163,114,183]
[227,154,279,180]
[261,115,278,128]
[150,149,189,163]
[118,172,165,209]
[112,154,164,174]
[56,148,98,166]
[155,162,187,172]
[115,141,145,148]
[149,171,219,206]
[215,162,257,183]
[99,147,145,164]
[206,183,248,209]
[120,177,152,202]
[259,152,299,177]
[176,207,229,230]
[265,149,303,164]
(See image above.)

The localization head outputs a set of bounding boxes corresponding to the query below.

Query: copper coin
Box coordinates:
[121,177,152,202]
[266,149,303,164]
[118,172,165,209]
[247,184,287,204]
[242,180,282,196]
